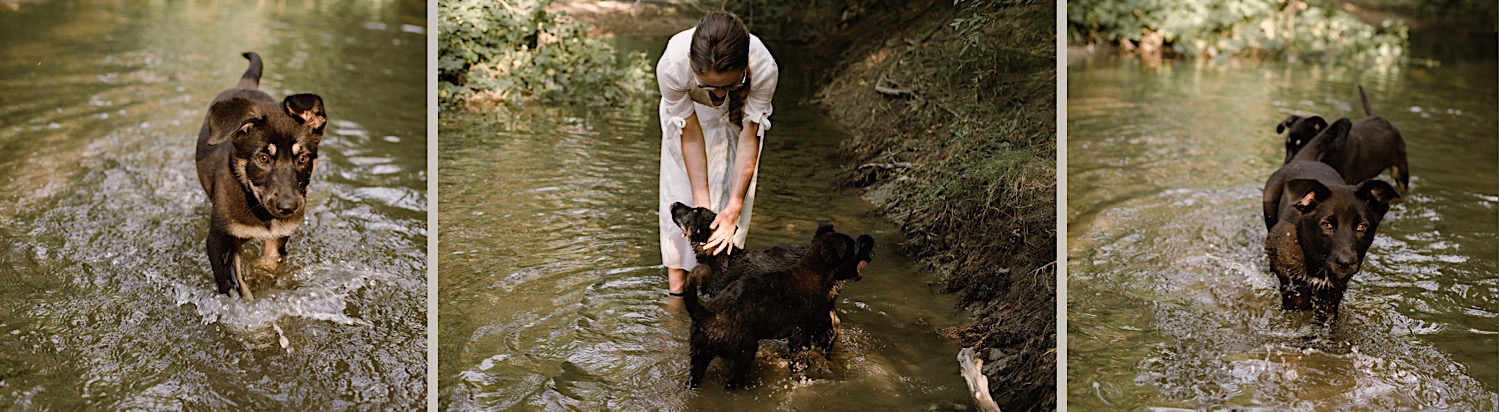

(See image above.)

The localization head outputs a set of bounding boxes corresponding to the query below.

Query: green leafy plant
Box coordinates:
[1068,0,1408,65]
[438,0,654,109]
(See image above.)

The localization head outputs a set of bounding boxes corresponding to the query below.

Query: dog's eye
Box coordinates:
[255,153,271,164]
[1355,223,1368,233]
[297,153,311,165]
[1320,220,1333,231]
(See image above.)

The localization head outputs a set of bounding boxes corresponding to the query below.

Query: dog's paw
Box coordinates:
[254,256,280,272]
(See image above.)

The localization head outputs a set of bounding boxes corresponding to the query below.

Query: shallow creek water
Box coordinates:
[438,36,974,410]
[0,1,427,408]
[1067,35,1499,409]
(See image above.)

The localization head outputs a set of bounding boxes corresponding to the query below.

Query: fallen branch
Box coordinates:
[874,75,917,98]
[959,347,1002,412]
[857,161,913,170]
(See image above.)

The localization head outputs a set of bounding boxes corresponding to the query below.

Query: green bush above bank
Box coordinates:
[1068,0,1408,65]
[438,0,652,109]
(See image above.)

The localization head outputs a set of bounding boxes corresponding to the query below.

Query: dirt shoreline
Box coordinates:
[809,3,1057,410]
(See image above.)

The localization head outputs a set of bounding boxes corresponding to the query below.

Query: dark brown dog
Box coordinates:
[1334,86,1410,192]
[1276,86,1409,193]
[1264,120,1400,322]
[1276,114,1328,165]
[195,52,326,299]
[669,202,810,296]
[682,222,873,388]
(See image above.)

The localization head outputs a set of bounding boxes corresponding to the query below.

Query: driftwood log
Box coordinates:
[958,347,1001,412]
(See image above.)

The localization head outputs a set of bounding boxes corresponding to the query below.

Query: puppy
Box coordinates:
[669,202,809,296]
[1263,142,1400,322]
[1275,86,1409,193]
[682,222,873,388]
[671,202,870,337]
[1333,85,1410,193]
[194,52,327,299]
[1276,114,1328,165]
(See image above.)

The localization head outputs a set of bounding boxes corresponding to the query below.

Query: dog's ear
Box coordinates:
[1287,179,1331,214]
[1326,118,1351,137]
[1277,115,1299,134]
[816,221,834,236]
[1306,116,1327,132]
[283,94,326,134]
[856,234,875,261]
[1304,118,1352,161]
[1355,179,1401,216]
[833,236,852,262]
[206,97,263,146]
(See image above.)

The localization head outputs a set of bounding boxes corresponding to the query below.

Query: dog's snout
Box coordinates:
[274,197,299,215]
[1333,253,1358,271]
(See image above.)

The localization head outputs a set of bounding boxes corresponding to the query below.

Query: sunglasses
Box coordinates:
[696,71,748,91]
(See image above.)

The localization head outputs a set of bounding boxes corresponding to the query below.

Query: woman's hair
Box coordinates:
[690,11,752,126]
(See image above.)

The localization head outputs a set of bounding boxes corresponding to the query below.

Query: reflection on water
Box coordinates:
[0,1,426,408]
[1067,33,1499,409]
[437,36,973,410]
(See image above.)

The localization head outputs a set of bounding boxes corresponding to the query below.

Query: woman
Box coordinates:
[656,11,778,296]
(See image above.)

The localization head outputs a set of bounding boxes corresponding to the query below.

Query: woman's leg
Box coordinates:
[668,267,688,295]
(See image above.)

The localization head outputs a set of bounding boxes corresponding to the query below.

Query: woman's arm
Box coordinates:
[680,112,712,208]
[704,120,760,255]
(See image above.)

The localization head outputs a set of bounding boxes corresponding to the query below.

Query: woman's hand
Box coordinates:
[704,204,741,255]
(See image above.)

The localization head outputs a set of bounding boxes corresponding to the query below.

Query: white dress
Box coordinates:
[657,27,779,270]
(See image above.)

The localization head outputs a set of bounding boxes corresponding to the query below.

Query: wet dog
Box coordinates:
[1276,114,1327,165]
[1336,86,1410,192]
[1263,120,1400,322]
[669,202,810,296]
[681,222,873,388]
[195,52,326,299]
[1275,86,1409,193]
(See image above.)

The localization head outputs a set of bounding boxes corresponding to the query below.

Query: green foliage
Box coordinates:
[1068,0,1409,65]
[438,0,654,109]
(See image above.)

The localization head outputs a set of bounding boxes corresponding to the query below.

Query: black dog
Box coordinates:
[1263,124,1400,322]
[195,52,326,299]
[682,222,873,388]
[1276,86,1409,193]
[1336,86,1410,192]
[1276,114,1327,165]
[669,202,811,296]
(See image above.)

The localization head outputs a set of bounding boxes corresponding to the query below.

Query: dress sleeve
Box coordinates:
[742,37,779,138]
[657,53,694,138]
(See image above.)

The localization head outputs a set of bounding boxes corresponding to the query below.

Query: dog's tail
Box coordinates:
[682,272,710,321]
[1358,85,1375,117]
[237,52,263,90]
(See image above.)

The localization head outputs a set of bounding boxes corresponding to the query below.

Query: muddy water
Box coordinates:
[1067,35,1499,409]
[438,37,971,410]
[0,1,427,409]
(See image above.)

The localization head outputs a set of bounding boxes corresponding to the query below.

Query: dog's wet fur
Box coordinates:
[1276,85,1409,193]
[195,52,326,299]
[680,221,873,389]
[1263,118,1400,322]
